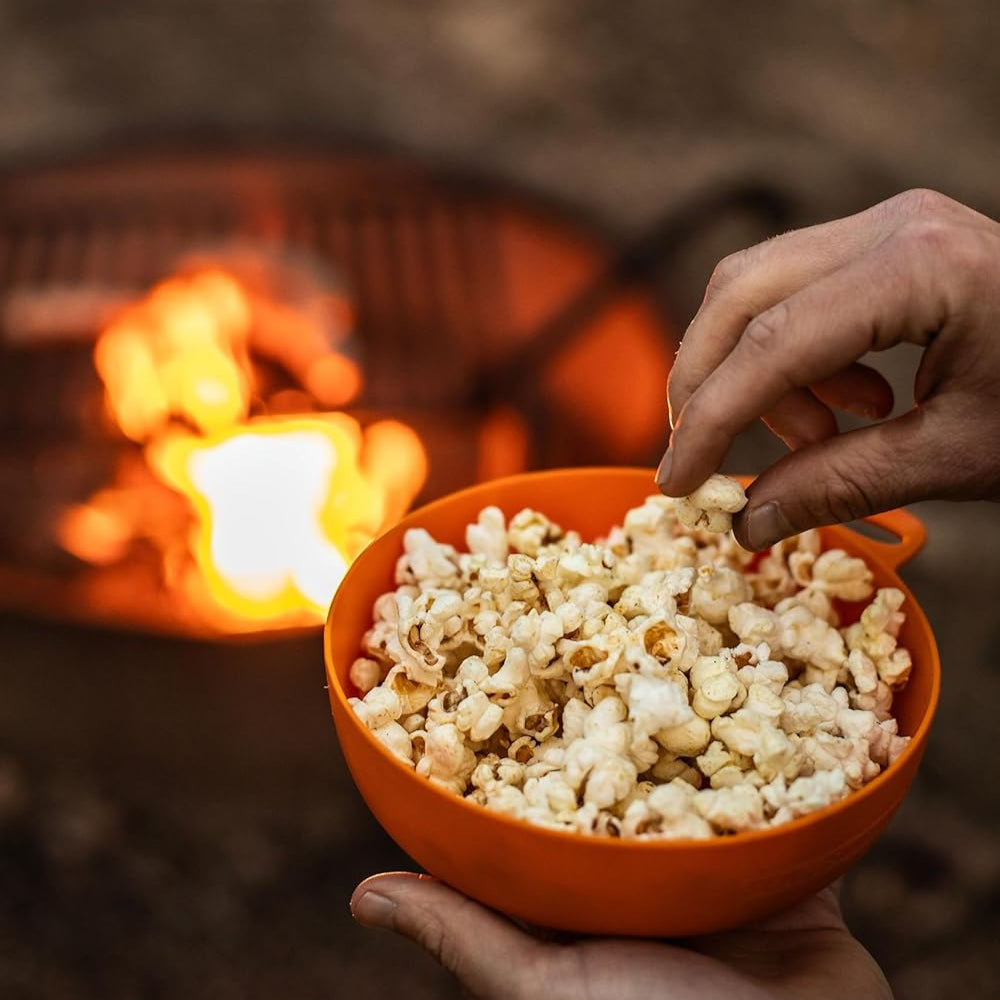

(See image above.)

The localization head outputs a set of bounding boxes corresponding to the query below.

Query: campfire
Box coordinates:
[0,149,679,639]
[57,259,427,633]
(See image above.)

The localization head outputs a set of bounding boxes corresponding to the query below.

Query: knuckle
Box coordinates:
[896,215,957,255]
[743,301,790,356]
[945,227,996,283]
[892,187,955,219]
[705,251,748,300]
[895,218,992,288]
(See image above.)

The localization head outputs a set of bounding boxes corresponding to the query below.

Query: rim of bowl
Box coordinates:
[326,467,942,852]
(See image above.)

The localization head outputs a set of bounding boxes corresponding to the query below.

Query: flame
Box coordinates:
[65,261,427,631]
[149,418,382,620]
[95,271,255,440]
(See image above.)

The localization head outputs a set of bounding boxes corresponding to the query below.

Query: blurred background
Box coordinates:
[0,1,998,997]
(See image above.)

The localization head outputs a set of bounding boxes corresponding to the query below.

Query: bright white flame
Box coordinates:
[187,429,349,610]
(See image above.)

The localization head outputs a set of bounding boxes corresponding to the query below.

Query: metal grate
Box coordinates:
[0,177,514,412]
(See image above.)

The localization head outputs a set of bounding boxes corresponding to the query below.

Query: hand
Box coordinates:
[656,188,1000,550]
[351,874,891,1000]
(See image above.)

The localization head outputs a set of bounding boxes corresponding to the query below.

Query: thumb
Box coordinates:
[734,401,968,550]
[351,872,545,1000]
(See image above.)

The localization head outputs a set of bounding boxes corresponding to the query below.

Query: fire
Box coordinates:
[94,270,254,441]
[61,260,427,632]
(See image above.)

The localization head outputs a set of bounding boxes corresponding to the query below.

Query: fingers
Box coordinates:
[760,388,838,449]
[810,363,895,420]
[733,401,960,550]
[351,873,543,1000]
[667,201,900,427]
[667,187,981,427]
[731,363,894,453]
[661,236,946,497]
[759,364,895,449]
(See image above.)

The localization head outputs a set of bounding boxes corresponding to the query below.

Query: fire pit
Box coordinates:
[0,147,679,638]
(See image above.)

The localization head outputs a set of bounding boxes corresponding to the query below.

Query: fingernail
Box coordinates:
[655,448,672,487]
[744,501,794,551]
[351,890,397,929]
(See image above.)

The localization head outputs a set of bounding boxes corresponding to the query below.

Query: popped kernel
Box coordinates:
[349,475,914,839]
[675,474,749,534]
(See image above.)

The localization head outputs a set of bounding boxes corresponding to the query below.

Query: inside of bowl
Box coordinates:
[329,471,936,740]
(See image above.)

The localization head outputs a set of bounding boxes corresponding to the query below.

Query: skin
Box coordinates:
[350,189,1000,998]
[658,187,1000,551]
[350,874,891,1000]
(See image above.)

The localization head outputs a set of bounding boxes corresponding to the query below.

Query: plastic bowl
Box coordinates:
[324,468,939,937]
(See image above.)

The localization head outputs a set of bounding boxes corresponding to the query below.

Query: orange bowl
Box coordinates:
[324,468,940,937]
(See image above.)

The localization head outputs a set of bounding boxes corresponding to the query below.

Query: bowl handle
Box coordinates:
[853,508,927,570]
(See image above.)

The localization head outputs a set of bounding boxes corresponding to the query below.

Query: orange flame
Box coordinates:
[63,263,427,631]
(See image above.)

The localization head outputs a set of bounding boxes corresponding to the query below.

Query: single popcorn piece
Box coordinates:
[615,672,694,736]
[674,474,748,534]
[396,528,461,590]
[689,565,753,625]
[349,657,382,694]
[350,686,402,730]
[690,654,744,720]
[508,508,565,557]
[466,506,509,564]
[729,603,782,651]
[694,784,765,833]
[789,548,874,602]
[349,494,915,840]
[655,715,712,757]
[370,721,414,765]
[778,603,847,679]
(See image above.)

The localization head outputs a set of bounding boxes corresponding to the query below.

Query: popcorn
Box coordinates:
[777,603,847,680]
[749,531,821,606]
[415,723,476,792]
[690,655,744,720]
[789,548,874,602]
[693,785,765,833]
[689,565,753,625]
[843,588,912,689]
[385,665,436,714]
[763,770,847,825]
[349,657,382,694]
[615,672,693,736]
[350,686,402,729]
[350,486,914,839]
[655,715,712,757]
[674,474,749,533]
[729,603,782,650]
[650,752,703,787]
[370,721,413,765]
[622,781,713,839]
[508,508,565,557]
[466,506,509,564]
[396,528,461,590]
[456,690,505,741]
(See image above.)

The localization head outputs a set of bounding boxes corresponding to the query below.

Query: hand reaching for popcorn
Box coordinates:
[351,873,890,1000]
[657,188,1000,551]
